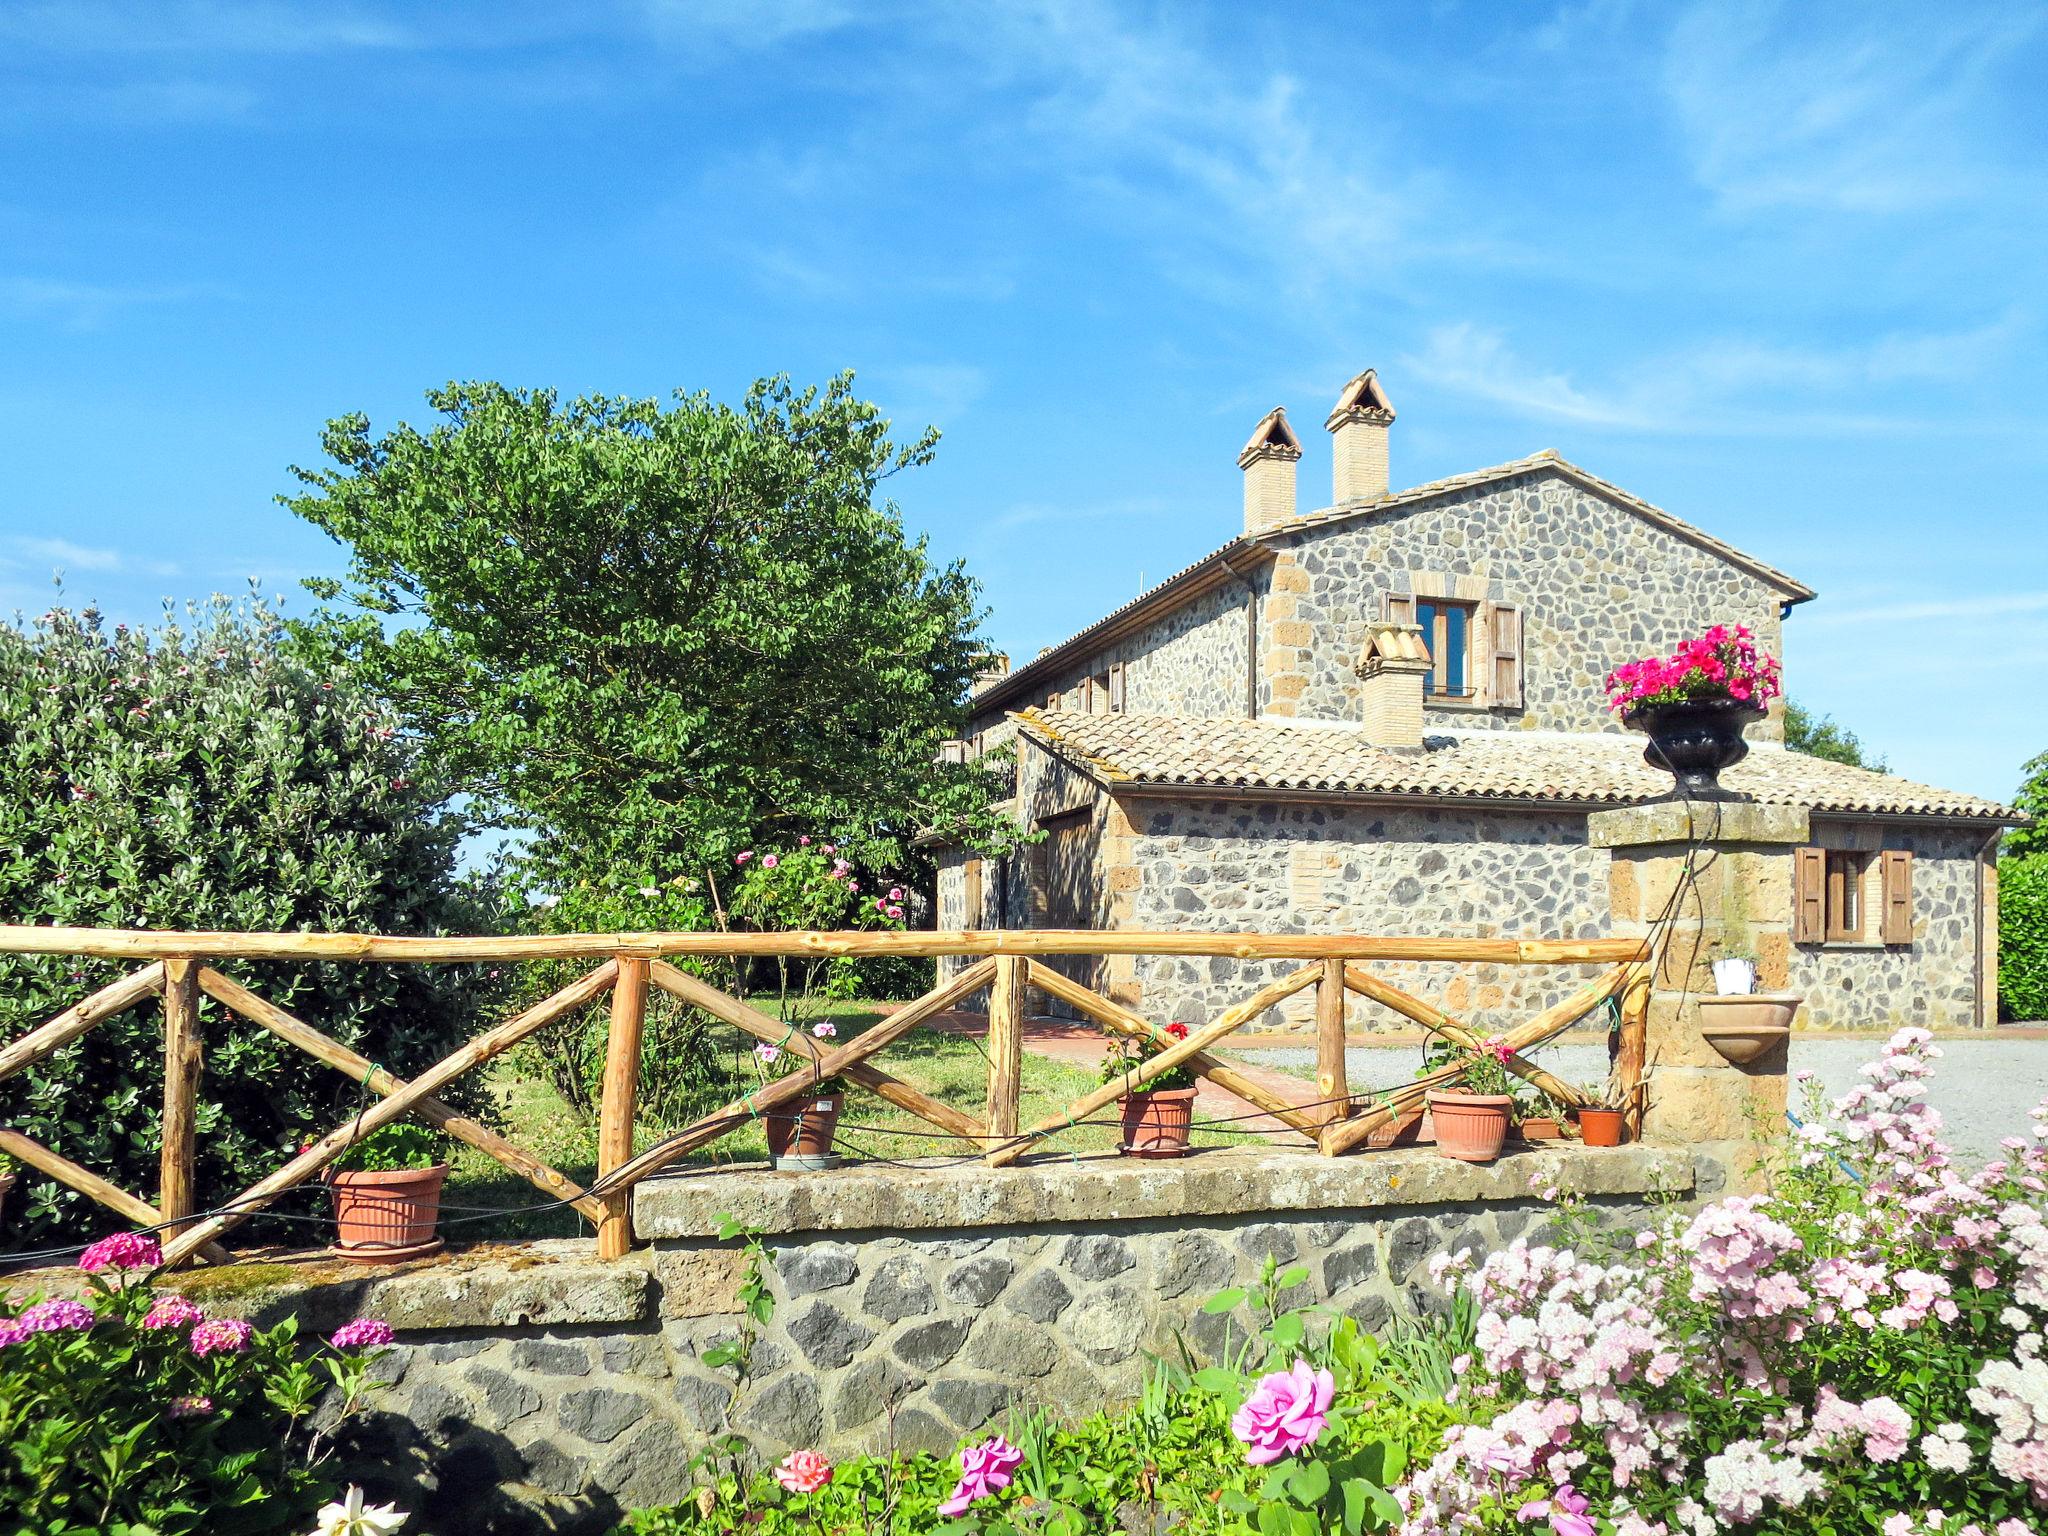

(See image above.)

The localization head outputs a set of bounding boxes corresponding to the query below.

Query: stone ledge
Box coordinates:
[1589,800,1808,849]
[632,1144,1692,1240]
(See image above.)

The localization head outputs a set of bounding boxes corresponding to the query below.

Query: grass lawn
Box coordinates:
[442,997,1116,1241]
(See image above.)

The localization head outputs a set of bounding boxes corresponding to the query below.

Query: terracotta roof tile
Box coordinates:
[1011,711,2018,822]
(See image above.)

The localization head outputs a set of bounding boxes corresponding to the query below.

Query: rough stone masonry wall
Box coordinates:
[1124,795,1608,1031]
[190,1145,1687,1533]
[1263,467,1789,737]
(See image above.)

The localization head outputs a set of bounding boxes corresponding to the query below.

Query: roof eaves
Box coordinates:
[1009,707,1136,787]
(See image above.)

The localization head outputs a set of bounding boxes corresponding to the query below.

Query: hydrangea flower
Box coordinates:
[142,1296,206,1331]
[16,1299,94,1334]
[330,1318,395,1351]
[78,1230,162,1272]
[189,1318,254,1358]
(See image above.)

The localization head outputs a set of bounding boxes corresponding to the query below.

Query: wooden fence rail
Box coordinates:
[0,927,1653,1268]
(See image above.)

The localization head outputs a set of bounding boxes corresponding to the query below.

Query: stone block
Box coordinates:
[655,1246,745,1318]
[862,1256,934,1321]
[558,1386,649,1446]
[1063,1234,1136,1280]
[943,1255,1015,1307]
[1642,1066,1788,1147]
[772,1242,858,1297]
[787,1301,876,1369]
[893,1317,971,1371]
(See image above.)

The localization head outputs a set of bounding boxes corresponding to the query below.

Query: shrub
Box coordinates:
[0,1230,393,1534]
[2001,854,2047,1023]
[1406,1027,2048,1534]
[0,598,489,1244]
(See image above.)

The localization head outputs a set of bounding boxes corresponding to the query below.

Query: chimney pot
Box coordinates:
[1325,369,1395,503]
[1354,620,1430,750]
[1238,407,1303,534]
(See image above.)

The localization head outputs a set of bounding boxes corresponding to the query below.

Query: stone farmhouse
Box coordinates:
[933,370,2017,1033]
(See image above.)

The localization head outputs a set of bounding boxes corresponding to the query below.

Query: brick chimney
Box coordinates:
[1325,369,1395,503]
[1238,407,1302,534]
[1354,620,1430,750]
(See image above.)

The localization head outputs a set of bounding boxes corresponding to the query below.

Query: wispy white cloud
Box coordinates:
[0,1,420,56]
[1661,1,2045,214]
[868,364,990,427]
[0,276,232,330]
[635,0,861,53]
[3,538,180,577]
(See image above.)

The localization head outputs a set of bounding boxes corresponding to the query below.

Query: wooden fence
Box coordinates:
[0,925,1652,1267]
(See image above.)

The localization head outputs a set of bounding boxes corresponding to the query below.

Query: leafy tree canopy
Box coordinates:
[284,375,1015,885]
[1783,699,1886,772]
[2007,749,2047,860]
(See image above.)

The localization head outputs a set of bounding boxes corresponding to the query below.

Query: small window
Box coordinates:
[1416,598,1477,699]
[1089,671,1112,712]
[1825,850,1868,941]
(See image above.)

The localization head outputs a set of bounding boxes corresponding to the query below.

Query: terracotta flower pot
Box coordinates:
[766,1094,843,1167]
[1517,1117,1563,1143]
[1427,1093,1513,1163]
[1623,698,1765,801]
[1695,994,1798,1066]
[329,1163,447,1263]
[1577,1108,1627,1147]
[1120,1087,1197,1159]
[1364,1104,1425,1150]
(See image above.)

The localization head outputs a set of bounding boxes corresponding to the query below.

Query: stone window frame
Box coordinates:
[1385,573,1523,714]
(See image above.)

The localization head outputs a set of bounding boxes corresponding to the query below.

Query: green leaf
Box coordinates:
[1285,1460,1329,1505]
[1203,1288,1250,1315]
[1275,1264,1310,1290]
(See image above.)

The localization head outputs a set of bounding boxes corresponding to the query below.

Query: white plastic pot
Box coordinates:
[1711,957,1757,996]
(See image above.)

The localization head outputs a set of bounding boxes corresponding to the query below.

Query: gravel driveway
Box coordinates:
[1247,1036,2047,1168]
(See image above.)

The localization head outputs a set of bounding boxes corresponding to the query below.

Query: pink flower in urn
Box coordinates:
[78,1230,162,1272]
[189,1318,254,1358]
[1518,1484,1597,1536]
[938,1435,1024,1516]
[142,1296,206,1331]
[330,1318,396,1350]
[1230,1358,1333,1464]
[773,1449,834,1493]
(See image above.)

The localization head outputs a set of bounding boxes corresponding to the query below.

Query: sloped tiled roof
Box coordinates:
[973,450,1814,713]
[1011,711,2019,823]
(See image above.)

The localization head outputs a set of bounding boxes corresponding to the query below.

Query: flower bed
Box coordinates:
[622,1028,2048,1535]
[0,1231,394,1535]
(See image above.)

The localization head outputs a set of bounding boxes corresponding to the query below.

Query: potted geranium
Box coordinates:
[1514,1090,1571,1143]
[755,1041,846,1171]
[1424,1034,1518,1163]
[1102,1024,1198,1158]
[327,1122,449,1262]
[1605,623,1782,799]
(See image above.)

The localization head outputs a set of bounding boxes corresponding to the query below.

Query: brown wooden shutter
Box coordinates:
[1793,846,1826,944]
[1108,661,1125,713]
[1382,591,1415,626]
[963,857,983,928]
[1489,603,1523,708]
[1880,849,1914,945]
[1081,674,1095,712]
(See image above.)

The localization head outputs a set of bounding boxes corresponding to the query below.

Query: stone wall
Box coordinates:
[1262,466,1789,737]
[1123,795,1608,1030]
[95,1145,1684,1534]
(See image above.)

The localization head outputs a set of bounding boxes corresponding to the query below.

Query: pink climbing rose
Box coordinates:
[1230,1357,1335,1465]
[78,1230,162,1272]
[773,1449,834,1493]
[762,854,780,869]
[189,1318,254,1357]
[938,1434,1023,1516]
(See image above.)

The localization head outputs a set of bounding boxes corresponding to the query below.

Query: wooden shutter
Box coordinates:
[1108,661,1126,713]
[1081,674,1095,713]
[963,857,983,929]
[1880,849,1914,945]
[1793,846,1826,944]
[1488,603,1523,708]
[1382,591,1415,626]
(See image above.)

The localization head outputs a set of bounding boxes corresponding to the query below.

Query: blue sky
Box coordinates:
[2,0,2043,802]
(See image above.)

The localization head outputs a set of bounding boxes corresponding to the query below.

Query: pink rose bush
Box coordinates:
[1232,1358,1336,1464]
[1605,624,1782,714]
[1402,1028,2048,1535]
[772,1449,833,1493]
[0,1230,399,1532]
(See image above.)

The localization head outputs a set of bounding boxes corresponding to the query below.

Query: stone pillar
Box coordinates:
[1589,801,1806,1195]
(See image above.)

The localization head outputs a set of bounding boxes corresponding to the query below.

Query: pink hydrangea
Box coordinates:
[142,1296,206,1331]
[329,1318,395,1350]
[0,1321,31,1347]
[16,1299,94,1334]
[78,1230,163,1272]
[1230,1357,1334,1465]
[938,1434,1023,1516]
[189,1318,254,1358]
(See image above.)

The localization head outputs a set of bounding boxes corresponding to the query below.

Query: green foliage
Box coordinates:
[2007,748,2048,859]
[1417,1033,1516,1097]
[698,1213,774,1387]
[329,1122,444,1173]
[1098,1020,1198,1094]
[0,599,487,1244]
[1783,699,1887,771]
[625,1255,1454,1536]
[0,1265,386,1534]
[283,373,1022,887]
[1999,854,2048,1022]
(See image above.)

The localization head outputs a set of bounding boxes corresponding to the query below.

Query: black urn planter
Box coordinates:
[1623,697,1764,801]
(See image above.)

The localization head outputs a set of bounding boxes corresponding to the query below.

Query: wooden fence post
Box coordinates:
[159,958,203,1237]
[984,954,1026,1154]
[1617,976,1650,1138]
[598,955,650,1259]
[1315,957,1348,1126]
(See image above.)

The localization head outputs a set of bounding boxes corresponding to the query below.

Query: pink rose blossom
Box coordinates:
[735,851,753,864]
[938,1434,1023,1516]
[811,1022,838,1040]
[189,1318,254,1357]
[1517,1483,1596,1536]
[1230,1357,1334,1465]
[762,854,780,869]
[774,1449,833,1493]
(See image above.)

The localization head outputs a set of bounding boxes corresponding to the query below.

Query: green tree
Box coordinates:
[283,375,1015,886]
[0,598,487,1243]
[2006,748,2047,859]
[1783,699,1886,771]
